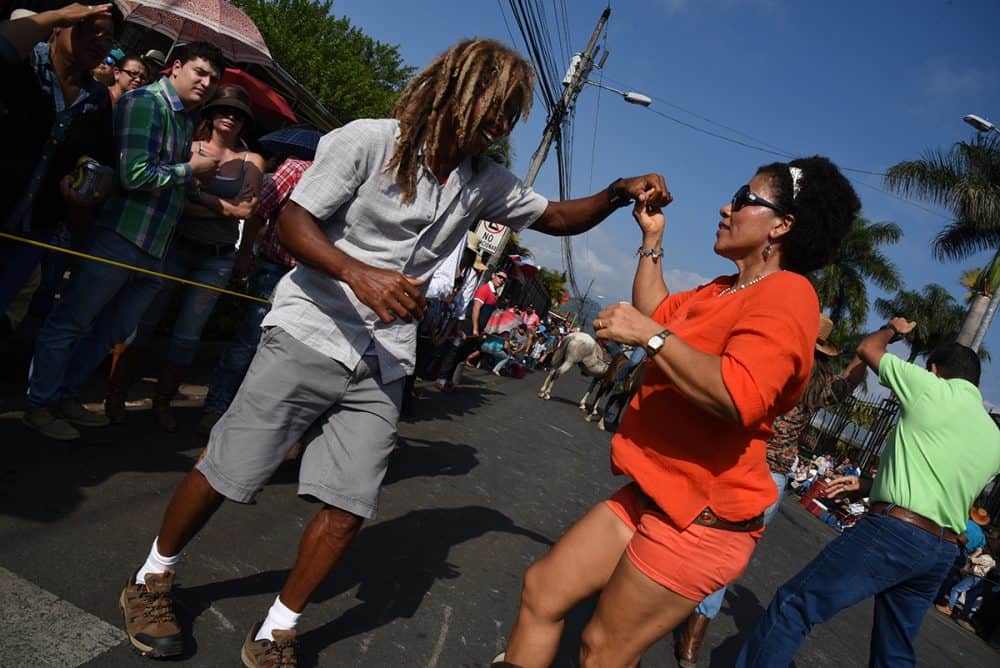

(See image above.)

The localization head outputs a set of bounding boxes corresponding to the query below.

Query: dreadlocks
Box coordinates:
[386,39,535,204]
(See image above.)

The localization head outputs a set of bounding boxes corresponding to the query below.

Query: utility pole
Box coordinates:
[482,7,611,278]
[573,278,595,329]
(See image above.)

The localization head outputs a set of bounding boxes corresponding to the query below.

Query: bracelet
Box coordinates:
[636,246,664,263]
[607,178,632,209]
[880,323,903,343]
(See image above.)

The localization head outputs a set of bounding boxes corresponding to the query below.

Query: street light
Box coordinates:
[581,78,652,107]
[965,113,1000,352]
[964,114,1000,134]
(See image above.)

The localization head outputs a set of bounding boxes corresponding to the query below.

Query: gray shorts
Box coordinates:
[197,326,403,518]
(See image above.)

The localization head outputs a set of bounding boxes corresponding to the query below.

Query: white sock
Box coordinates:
[136,537,180,585]
[256,596,301,641]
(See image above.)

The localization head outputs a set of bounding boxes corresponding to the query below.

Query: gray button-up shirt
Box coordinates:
[262,119,548,383]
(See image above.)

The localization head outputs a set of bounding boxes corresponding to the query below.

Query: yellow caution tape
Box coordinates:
[0,231,271,305]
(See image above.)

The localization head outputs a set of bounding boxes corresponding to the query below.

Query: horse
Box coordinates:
[537,332,611,401]
[596,361,647,431]
[580,350,632,417]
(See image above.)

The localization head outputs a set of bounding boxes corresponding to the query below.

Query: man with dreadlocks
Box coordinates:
[118,38,668,666]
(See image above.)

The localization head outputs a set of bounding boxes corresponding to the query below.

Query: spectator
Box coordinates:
[107,52,146,105]
[0,2,115,334]
[22,41,223,440]
[463,270,507,368]
[106,84,264,432]
[936,537,995,617]
[492,323,530,375]
[522,304,540,331]
[197,157,312,435]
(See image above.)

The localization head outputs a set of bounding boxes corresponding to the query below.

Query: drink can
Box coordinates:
[71,156,113,199]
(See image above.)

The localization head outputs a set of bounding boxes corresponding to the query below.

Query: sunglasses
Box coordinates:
[212,108,247,122]
[494,274,507,281]
[120,68,145,80]
[731,184,786,217]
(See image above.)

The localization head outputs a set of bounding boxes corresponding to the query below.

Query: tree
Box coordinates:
[232,0,414,121]
[809,215,902,339]
[874,284,989,362]
[884,134,1000,346]
[537,267,567,312]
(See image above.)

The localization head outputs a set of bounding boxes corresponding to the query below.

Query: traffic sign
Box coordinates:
[475,220,508,255]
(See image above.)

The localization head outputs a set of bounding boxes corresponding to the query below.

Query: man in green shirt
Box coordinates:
[23,41,223,441]
[737,318,1000,667]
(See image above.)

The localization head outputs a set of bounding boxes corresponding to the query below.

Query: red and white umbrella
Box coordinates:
[113,0,272,66]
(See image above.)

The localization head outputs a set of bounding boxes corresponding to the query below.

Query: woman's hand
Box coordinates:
[632,201,665,238]
[592,302,662,348]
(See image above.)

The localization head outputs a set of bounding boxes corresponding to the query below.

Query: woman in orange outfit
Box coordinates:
[498,157,860,667]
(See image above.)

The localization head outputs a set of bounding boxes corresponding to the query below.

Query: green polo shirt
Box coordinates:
[871,353,1000,533]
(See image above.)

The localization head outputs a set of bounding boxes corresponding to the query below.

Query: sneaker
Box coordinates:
[22,405,80,440]
[119,571,184,658]
[241,621,297,667]
[57,398,110,427]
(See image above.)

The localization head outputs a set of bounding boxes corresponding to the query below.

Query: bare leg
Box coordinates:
[156,468,225,556]
[505,503,633,668]
[279,506,364,611]
[579,556,699,668]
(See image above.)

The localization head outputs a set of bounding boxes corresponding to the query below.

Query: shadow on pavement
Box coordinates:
[708,584,768,666]
[401,377,500,424]
[179,506,552,664]
[383,436,479,485]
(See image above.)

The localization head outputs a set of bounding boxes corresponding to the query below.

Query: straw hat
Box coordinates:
[970,507,991,526]
[815,315,840,357]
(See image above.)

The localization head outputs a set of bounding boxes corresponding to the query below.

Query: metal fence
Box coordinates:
[804,393,900,475]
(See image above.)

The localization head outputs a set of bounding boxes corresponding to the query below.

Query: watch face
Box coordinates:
[647,334,664,349]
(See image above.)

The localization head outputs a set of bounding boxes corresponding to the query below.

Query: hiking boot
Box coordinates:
[57,398,110,427]
[935,603,953,616]
[675,612,711,668]
[241,621,297,667]
[22,405,80,440]
[119,571,184,658]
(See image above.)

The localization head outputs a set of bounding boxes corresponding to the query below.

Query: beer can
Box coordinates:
[71,156,113,199]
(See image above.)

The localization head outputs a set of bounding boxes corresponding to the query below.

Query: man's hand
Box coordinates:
[59,173,109,207]
[888,317,917,337]
[616,174,672,208]
[51,2,112,27]
[189,143,220,176]
[823,475,861,499]
[345,265,426,324]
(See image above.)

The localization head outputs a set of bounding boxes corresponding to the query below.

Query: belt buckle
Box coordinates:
[699,509,717,526]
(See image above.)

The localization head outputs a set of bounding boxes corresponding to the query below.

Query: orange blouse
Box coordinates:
[610,271,819,528]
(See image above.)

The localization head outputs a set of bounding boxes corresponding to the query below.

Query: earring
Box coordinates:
[762,241,773,261]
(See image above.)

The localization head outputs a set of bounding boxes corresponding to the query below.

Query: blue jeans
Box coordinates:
[28,227,165,405]
[735,509,959,668]
[202,259,286,415]
[696,471,787,618]
[948,575,981,610]
[132,237,235,365]
[0,228,53,317]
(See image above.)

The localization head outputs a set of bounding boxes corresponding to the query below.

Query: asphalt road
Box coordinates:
[0,351,996,667]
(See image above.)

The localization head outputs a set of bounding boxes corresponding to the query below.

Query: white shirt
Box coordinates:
[263,119,548,383]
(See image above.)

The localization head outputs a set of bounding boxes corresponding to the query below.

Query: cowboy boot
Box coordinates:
[675,612,711,668]
[105,343,141,424]
[152,362,187,433]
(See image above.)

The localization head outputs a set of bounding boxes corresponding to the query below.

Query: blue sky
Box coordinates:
[334,0,1000,405]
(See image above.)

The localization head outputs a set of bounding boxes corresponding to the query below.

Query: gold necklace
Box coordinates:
[718,270,781,297]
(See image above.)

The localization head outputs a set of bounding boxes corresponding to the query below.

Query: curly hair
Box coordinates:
[756,156,860,274]
[386,39,535,204]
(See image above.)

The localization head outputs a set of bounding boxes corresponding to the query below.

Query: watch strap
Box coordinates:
[607,178,631,209]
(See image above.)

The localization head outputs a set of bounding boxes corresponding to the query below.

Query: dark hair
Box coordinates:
[756,156,860,274]
[171,41,225,75]
[926,343,980,385]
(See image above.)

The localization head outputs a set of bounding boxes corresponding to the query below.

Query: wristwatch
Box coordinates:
[645,328,672,356]
[607,178,632,209]
[880,323,904,343]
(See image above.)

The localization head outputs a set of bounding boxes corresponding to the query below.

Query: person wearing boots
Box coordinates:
[105,84,264,431]
[674,316,866,666]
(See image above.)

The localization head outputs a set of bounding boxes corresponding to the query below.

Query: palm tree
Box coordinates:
[874,284,989,362]
[884,134,1000,346]
[809,215,902,339]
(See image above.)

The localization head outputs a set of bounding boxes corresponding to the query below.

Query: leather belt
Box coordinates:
[692,507,764,533]
[176,235,235,257]
[634,486,764,533]
[870,502,959,544]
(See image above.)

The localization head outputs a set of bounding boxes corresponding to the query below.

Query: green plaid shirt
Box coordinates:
[97,77,193,258]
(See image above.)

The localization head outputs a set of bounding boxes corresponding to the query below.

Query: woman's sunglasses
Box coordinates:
[212,108,247,123]
[731,184,786,216]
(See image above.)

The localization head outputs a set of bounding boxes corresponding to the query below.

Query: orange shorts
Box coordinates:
[606,482,758,600]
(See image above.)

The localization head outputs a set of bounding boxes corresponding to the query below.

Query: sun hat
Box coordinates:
[203,84,255,124]
[970,507,991,526]
[142,49,167,68]
[815,314,840,357]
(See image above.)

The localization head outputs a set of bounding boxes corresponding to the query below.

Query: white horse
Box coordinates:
[537,332,612,401]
